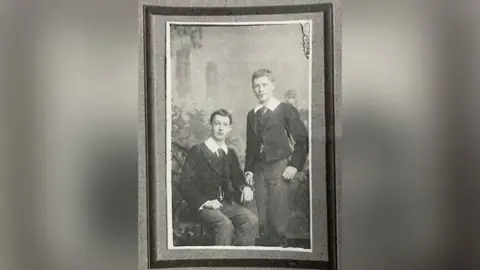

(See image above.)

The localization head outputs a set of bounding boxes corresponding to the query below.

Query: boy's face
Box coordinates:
[252,76,274,103]
[210,115,232,142]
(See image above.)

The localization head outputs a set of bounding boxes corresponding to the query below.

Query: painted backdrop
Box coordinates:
[168,23,312,245]
[170,23,310,166]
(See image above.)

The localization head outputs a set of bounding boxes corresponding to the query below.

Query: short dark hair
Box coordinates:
[210,109,233,125]
[252,69,274,83]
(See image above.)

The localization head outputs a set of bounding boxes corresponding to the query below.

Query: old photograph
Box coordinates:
[166,21,314,250]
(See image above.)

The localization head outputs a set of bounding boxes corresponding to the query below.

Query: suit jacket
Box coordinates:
[245,102,309,173]
[180,143,247,210]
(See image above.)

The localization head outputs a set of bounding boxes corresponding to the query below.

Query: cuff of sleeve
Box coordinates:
[198,201,208,210]
[287,162,302,172]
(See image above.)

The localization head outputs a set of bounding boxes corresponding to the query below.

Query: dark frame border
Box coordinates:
[142,3,337,270]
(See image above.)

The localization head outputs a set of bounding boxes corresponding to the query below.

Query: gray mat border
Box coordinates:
[138,1,341,269]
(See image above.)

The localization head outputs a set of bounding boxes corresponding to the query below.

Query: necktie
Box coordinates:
[259,106,268,115]
[217,148,226,159]
[255,107,268,127]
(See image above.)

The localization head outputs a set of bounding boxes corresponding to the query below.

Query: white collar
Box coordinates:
[253,98,281,113]
[204,137,228,154]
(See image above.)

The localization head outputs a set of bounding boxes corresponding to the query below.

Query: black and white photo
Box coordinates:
[166,22,313,251]
[139,2,340,269]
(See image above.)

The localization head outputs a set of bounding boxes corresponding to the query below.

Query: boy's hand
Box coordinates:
[282,166,298,180]
[245,173,254,186]
[203,199,223,210]
[240,186,254,203]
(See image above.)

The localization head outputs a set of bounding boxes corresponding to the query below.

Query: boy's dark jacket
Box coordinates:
[180,143,247,210]
[245,102,309,173]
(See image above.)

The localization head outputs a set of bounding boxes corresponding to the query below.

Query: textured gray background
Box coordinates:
[138,0,341,269]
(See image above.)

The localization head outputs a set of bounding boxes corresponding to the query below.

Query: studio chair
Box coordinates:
[171,142,213,246]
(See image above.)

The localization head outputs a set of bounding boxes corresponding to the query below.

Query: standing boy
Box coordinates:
[244,69,309,246]
[181,109,258,246]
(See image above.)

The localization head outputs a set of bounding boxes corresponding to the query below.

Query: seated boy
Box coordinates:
[181,109,258,246]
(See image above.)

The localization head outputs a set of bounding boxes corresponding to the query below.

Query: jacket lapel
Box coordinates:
[251,108,275,135]
[223,151,232,178]
[249,110,258,136]
[263,108,277,130]
[199,143,223,177]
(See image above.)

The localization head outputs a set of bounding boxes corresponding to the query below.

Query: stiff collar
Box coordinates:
[204,137,228,155]
[253,98,281,113]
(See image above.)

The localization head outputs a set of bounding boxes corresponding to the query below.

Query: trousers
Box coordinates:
[253,158,293,246]
[198,201,259,246]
